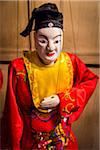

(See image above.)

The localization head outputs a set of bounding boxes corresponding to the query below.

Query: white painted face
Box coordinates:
[34,27,63,65]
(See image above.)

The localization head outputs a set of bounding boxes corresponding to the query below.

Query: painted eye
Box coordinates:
[54,40,60,44]
[41,40,46,43]
[39,40,47,44]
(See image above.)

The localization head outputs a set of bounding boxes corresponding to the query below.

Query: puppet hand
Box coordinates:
[40,94,60,109]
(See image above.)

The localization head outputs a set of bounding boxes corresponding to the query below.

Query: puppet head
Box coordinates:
[20,3,63,65]
[34,27,63,65]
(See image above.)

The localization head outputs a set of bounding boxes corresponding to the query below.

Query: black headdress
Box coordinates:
[20,3,63,37]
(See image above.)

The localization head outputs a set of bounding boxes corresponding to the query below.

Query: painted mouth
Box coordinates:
[47,52,55,57]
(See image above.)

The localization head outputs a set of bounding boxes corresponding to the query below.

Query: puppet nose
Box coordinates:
[47,41,55,51]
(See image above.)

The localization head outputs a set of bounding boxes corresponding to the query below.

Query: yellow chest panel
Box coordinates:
[23,51,73,112]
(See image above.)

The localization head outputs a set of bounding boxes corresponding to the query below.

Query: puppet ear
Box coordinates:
[20,8,37,37]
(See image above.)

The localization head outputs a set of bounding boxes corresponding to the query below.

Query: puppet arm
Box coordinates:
[58,53,98,124]
[1,63,23,150]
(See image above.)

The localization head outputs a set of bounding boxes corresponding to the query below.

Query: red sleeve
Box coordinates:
[1,63,23,150]
[0,69,3,90]
[58,53,98,124]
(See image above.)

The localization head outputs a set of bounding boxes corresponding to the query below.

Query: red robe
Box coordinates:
[1,52,98,150]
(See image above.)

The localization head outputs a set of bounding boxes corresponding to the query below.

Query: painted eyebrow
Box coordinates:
[38,34,61,40]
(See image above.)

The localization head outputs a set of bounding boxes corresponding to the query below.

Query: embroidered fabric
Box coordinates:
[31,123,70,149]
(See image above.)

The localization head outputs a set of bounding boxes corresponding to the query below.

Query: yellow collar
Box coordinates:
[23,51,73,113]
